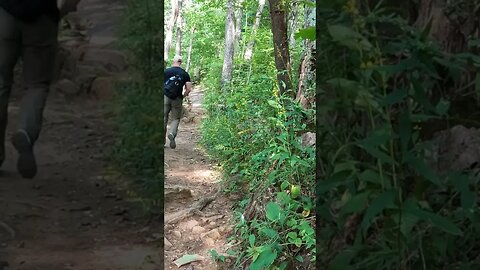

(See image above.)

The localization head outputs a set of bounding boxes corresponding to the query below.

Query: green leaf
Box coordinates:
[294,26,315,40]
[249,234,256,246]
[280,181,289,191]
[174,254,204,267]
[329,248,359,269]
[358,144,395,164]
[380,88,408,107]
[404,153,440,185]
[475,73,480,98]
[260,227,278,239]
[287,232,297,240]
[327,24,372,50]
[340,192,370,215]
[265,202,283,222]
[249,247,277,270]
[360,189,397,235]
[399,111,411,156]
[448,172,475,210]
[435,99,450,116]
[403,199,462,236]
[317,170,354,194]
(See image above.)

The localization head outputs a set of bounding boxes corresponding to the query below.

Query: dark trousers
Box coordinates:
[0,7,58,159]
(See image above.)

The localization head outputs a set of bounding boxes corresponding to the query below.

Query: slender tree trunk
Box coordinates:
[222,0,236,86]
[244,0,265,61]
[268,0,293,97]
[186,27,195,72]
[175,0,184,56]
[234,0,244,51]
[165,0,180,61]
[296,0,315,109]
[288,0,300,50]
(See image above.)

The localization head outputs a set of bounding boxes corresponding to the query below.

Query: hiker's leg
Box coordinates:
[18,15,58,143]
[0,8,20,165]
[164,95,172,142]
[169,97,183,138]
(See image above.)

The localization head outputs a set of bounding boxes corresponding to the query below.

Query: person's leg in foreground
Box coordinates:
[0,8,20,169]
[11,14,58,178]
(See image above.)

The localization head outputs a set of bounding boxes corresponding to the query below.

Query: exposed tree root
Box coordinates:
[165,189,220,224]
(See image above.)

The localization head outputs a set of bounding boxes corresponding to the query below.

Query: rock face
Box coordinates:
[428,125,480,176]
[51,11,128,100]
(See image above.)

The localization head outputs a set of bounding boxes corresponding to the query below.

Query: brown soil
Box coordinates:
[164,90,235,270]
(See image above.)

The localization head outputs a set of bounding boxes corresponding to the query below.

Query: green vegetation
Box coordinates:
[318,1,480,269]
[111,0,164,208]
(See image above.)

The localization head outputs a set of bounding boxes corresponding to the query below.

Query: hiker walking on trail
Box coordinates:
[0,0,81,178]
[164,55,192,149]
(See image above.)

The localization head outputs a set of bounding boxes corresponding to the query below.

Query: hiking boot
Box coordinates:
[11,130,37,178]
[168,133,176,149]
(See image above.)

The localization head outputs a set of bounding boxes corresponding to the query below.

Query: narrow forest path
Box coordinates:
[164,87,235,270]
[0,0,163,269]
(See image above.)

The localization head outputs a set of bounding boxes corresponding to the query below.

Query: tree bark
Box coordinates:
[222,0,236,86]
[414,0,479,54]
[175,0,184,56]
[234,0,244,51]
[165,0,180,61]
[288,0,300,50]
[244,0,265,61]
[268,0,294,98]
[296,0,316,109]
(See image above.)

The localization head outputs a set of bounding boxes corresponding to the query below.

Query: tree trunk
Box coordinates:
[175,0,184,56]
[268,0,293,98]
[244,0,265,61]
[288,0,300,50]
[186,27,195,72]
[165,0,180,61]
[234,0,244,51]
[414,0,478,54]
[222,0,236,86]
[296,0,315,109]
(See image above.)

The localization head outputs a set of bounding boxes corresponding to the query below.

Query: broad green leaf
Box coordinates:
[435,99,450,116]
[174,254,204,267]
[249,247,277,270]
[249,234,256,246]
[403,199,462,236]
[329,248,359,269]
[327,24,372,50]
[260,228,278,239]
[360,189,397,235]
[404,153,440,185]
[448,172,475,210]
[380,88,408,107]
[265,202,282,222]
[294,26,315,40]
[317,170,354,194]
[358,144,395,164]
[340,191,370,215]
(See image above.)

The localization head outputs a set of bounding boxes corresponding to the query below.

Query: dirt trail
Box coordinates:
[164,89,235,270]
[0,1,162,269]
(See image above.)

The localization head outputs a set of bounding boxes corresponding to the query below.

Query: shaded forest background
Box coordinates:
[318,0,480,269]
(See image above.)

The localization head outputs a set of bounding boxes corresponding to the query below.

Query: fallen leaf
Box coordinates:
[174,254,204,267]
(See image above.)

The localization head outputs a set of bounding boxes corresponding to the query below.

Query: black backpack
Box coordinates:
[164,74,184,99]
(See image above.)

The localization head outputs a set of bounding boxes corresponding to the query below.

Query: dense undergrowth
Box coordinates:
[318,1,480,269]
[110,0,164,209]
[199,35,316,270]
